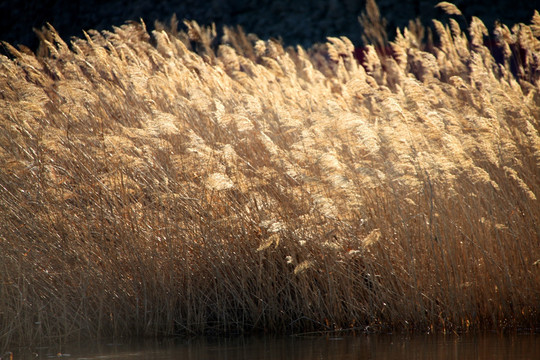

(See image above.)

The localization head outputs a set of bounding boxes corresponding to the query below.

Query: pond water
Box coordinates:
[10,333,540,359]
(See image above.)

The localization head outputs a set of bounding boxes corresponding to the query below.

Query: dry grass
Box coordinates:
[1,2,540,347]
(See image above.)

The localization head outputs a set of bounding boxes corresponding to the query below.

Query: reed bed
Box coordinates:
[1,2,539,346]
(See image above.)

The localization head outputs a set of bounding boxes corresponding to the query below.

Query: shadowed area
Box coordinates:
[1,0,539,51]
[10,334,540,360]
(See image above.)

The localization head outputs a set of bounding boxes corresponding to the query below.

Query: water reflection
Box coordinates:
[13,333,540,360]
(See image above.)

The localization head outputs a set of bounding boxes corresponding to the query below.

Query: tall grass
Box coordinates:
[1,2,539,347]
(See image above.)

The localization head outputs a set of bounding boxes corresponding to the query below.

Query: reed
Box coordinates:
[1,2,539,347]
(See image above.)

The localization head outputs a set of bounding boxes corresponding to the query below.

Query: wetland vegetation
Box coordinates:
[1,1,539,348]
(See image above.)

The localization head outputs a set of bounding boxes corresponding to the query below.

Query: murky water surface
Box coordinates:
[11,333,540,359]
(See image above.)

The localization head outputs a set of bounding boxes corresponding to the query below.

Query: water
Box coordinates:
[10,333,540,359]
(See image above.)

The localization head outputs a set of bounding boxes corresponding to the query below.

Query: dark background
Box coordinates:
[1,0,539,51]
